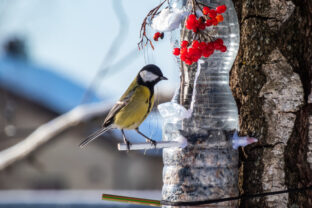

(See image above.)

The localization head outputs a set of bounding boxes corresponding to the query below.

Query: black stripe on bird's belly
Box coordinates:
[137,76,154,119]
[145,88,154,120]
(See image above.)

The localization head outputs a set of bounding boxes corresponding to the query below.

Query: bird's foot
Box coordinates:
[146,139,157,148]
[124,140,131,152]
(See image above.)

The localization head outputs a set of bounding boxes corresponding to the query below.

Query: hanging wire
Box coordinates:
[161,185,312,206]
[103,185,312,207]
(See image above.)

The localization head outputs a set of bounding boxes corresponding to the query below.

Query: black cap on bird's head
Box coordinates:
[138,64,168,86]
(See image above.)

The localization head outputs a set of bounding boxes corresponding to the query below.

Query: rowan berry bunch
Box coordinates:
[173,4,228,65]
[173,38,226,65]
[139,0,228,66]
[186,5,226,32]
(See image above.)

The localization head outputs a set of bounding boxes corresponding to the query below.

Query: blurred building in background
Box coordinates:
[0,1,179,206]
[0,37,164,191]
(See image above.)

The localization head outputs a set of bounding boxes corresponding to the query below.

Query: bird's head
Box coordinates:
[137,64,168,87]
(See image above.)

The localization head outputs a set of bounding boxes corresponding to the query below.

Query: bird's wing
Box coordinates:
[102,79,138,127]
[102,101,127,127]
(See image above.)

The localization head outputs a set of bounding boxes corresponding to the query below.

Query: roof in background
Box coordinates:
[0,56,101,114]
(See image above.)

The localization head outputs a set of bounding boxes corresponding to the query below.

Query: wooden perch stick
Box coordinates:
[0,102,111,171]
[118,140,187,151]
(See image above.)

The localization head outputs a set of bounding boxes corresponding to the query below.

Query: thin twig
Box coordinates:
[138,0,167,50]
[196,1,209,7]
[191,0,196,15]
[194,0,204,11]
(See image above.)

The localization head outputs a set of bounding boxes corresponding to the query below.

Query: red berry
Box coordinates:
[192,40,200,48]
[198,42,207,52]
[180,47,188,54]
[186,14,207,32]
[216,14,224,23]
[181,40,189,48]
[173,48,180,56]
[185,60,192,65]
[216,5,227,14]
[211,18,218,25]
[214,43,222,50]
[199,22,206,30]
[188,14,197,21]
[203,7,210,15]
[209,10,217,18]
[202,50,213,58]
[186,14,197,30]
[206,19,212,26]
[207,42,214,50]
[215,38,224,46]
[189,47,200,57]
[153,32,161,41]
[186,22,193,30]
[220,45,227,52]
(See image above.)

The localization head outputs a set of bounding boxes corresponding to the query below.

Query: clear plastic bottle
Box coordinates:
[161,0,240,206]
[194,0,239,130]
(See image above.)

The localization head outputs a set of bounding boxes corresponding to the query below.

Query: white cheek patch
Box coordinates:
[140,70,159,82]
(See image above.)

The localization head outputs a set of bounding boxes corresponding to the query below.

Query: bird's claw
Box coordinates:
[146,139,157,148]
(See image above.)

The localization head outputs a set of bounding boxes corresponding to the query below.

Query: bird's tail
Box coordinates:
[79,126,112,148]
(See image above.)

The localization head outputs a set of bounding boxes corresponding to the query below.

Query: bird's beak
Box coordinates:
[160,76,168,80]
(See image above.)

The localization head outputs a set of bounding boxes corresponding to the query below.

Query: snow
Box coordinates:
[151,7,189,32]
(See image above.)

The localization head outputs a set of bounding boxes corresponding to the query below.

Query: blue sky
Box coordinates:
[0,0,180,101]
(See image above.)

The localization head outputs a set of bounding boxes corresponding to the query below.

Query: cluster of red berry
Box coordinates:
[173,39,227,65]
[153,32,164,41]
[186,5,226,33]
[173,4,227,65]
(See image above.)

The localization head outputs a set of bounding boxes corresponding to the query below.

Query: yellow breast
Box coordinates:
[114,85,154,129]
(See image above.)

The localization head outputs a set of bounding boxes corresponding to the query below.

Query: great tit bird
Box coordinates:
[79,64,167,149]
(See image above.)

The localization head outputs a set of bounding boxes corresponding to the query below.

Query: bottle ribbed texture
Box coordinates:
[162,0,240,207]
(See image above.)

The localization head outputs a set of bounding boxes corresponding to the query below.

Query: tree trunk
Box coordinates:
[231,0,312,207]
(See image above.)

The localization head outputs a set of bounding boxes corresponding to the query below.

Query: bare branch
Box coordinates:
[138,0,167,50]
[0,102,112,171]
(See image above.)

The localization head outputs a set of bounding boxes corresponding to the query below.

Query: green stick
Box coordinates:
[102,193,161,207]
